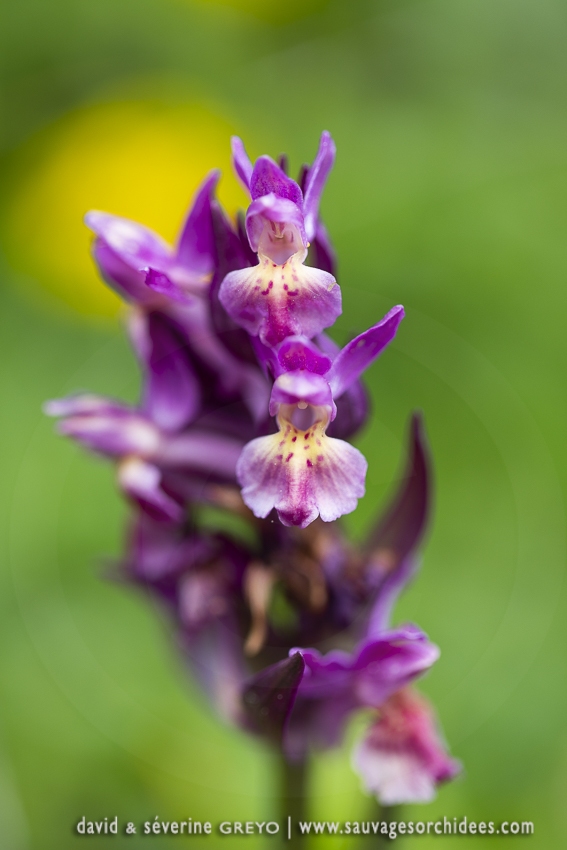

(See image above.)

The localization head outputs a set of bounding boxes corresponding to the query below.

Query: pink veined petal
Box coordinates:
[231,136,254,191]
[303,131,336,241]
[236,424,367,528]
[328,305,405,398]
[219,253,341,347]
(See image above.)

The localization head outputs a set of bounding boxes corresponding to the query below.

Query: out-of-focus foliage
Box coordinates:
[1,0,566,847]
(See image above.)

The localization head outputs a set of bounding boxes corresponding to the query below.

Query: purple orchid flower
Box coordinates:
[236,306,404,527]
[85,171,219,305]
[284,627,439,762]
[45,392,244,522]
[219,134,341,346]
[45,311,247,521]
[352,688,461,805]
[231,132,335,255]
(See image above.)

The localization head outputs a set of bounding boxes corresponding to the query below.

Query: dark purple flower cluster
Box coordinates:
[46,133,459,804]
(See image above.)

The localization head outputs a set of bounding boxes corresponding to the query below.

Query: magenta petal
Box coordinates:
[237,428,367,528]
[231,136,253,190]
[285,627,439,759]
[157,430,243,481]
[245,194,307,254]
[118,458,184,522]
[175,170,219,274]
[85,211,172,270]
[269,371,334,417]
[303,131,336,241]
[142,312,201,432]
[44,394,128,418]
[276,336,332,375]
[328,305,405,398]
[92,239,154,304]
[316,331,368,438]
[352,689,461,805]
[250,156,303,206]
[145,268,191,304]
[295,626,438,706]
[219,255,341,347]
[55,408,159,457]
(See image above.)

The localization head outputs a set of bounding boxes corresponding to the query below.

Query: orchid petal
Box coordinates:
[308,221,336,277]
[276,336,332,376]
[208,202,258,365]
[328,306,405,399]
[245,194,307,256]
[92,238,154,304]
[142,312,201,432]
[285,627,439,759]
[295,627,437,705]
[231,136,253,190]
[303,131,336,241]
[85,211,172,270]
[145,268,191,304]
[44,394,128,419]
[118,457,184,522]
[219,252,340,347]
[250,156,303,206]
[352,689,460,805]
[327,379,369,440]
[175,170,219,274]
[269,371,334,417]
[237,423,366,528]
[157,431,244,481]
[54,406,159,458]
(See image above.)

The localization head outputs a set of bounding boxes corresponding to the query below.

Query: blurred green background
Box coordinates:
[1,0,566,846]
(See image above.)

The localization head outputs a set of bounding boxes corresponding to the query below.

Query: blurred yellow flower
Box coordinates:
[3,99,248,320]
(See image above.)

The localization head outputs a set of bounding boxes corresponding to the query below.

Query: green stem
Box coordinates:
[278,754,308,845]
